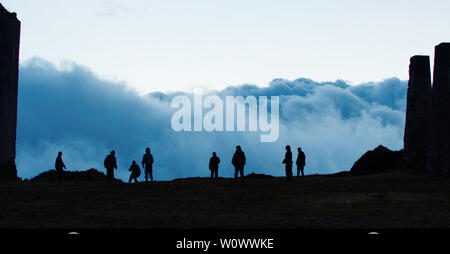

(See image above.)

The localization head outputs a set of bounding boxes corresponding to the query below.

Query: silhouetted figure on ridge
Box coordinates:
[142,147,154,182]
[128,160,141,183]
[232,146,246,181]
[209,152,220,179]
[296,147,306,177]
[282,145,293,181]
[104,150,118,184]
[55,151,66,184]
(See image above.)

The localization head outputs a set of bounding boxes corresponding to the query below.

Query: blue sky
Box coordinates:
[2,0,449,93]
[2,1,448,181]
[16,58,406,180]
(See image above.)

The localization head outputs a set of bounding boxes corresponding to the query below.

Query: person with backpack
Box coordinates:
[232,146,246,182]
[209,152,220,180]
[104,150,118,183]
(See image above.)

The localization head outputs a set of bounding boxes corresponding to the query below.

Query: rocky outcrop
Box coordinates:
[29,169,123,184]
[350,145,404,176]
[0,4,21,180]
[403,56,431,169]
[428,43,450,176]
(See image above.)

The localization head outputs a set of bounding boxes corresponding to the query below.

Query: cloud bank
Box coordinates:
[16,58,407,181]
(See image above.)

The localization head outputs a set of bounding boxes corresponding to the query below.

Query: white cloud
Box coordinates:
[16,58,407,181]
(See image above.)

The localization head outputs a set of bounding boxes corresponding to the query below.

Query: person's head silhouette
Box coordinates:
[298,147,302,152]
[236,145,241,151]
[212,152,216,156]
[58,151,62,156]
[110,150,115,155]
[286,145,291,151]
[146,147,151,153]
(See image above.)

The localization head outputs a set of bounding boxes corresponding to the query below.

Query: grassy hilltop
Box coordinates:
[1,170,450,228]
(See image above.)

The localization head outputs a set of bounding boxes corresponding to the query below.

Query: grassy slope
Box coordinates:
[1,170,449,228]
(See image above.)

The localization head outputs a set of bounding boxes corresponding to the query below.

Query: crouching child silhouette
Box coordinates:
[128,160,141,183]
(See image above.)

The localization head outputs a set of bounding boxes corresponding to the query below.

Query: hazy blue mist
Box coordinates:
[16,58,406,181]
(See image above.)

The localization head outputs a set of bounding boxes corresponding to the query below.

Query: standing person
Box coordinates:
[54,151,66,184]
[128,160,141,183]
[282,145,293,181]
[104,150,118,184]
[142,147,154,182]
[232,146,246,182]
[209,152,220,180]
[296,147,306,177]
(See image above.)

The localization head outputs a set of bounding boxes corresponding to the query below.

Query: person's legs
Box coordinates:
[57,170,62,184]
[287,164,293,181]
[301,167,304,177]
[150,168,153,181]
[214,168,218,179]
[234,168,238,181]
[240,167,244,180]
[107,168,112,183]
[128,173,133,183]
[145,168,148,182]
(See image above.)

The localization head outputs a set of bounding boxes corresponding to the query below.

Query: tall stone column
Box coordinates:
[404,56,431,170]
[0,4,20,180]
[428,43,450,176]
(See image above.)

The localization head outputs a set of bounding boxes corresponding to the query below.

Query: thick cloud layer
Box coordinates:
[16,58,407,180]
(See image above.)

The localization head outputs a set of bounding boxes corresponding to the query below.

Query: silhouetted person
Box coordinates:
[209,152,220,179]
[296,147,306,177]
[104,150,118,184]
[55,151,66,184]
[232,146,246,181]
[282,145,293,181]
[142,147,154,182]
[128,160,141,183]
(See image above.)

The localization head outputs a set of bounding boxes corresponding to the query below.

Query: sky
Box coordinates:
[2,0,449,93]
[1,1,448,181]
[16,58,406,181]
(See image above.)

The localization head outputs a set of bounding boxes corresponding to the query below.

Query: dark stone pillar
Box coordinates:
[428,43,450,176]
[404,56,431,170]
[0,4,20,180]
